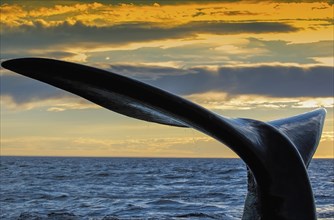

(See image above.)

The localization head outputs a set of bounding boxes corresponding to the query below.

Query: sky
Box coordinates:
[0,0,333,158]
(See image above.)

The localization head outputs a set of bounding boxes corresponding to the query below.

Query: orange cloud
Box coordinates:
[1,2,333,28]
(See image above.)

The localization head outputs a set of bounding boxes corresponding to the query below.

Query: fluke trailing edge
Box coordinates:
[1,58,326,220]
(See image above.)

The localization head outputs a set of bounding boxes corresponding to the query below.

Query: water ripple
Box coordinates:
[0,157,332,219]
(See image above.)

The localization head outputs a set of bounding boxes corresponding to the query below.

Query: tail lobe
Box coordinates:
[269,108,326,167]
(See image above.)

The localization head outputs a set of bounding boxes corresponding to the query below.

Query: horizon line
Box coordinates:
[1,155,333,159]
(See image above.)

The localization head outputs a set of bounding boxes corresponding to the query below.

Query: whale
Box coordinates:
[1,58,326,220]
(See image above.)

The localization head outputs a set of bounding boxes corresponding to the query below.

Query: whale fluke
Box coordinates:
[269,109,326,167]
[243,108,326,219]
[1,58,326,220]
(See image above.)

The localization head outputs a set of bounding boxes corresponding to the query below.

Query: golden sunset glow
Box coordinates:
[1,0,333,158]
[1,2,333,26]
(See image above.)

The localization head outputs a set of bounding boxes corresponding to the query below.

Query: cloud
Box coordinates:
[291,98,334,108]
[0,135,218,157]
[1,95,98,112]
[320,131,334,142]
[272,0,332,4]
[0,4,28,27]
[1,1,332,34]
[108,64,196,79]
[85,38,333,67]
[0,74,97,111]
[72,136,212,149]
[244,38,334,64]
[27,2,104,17]
[0,74,66,104]
[1,2,331,65]
[221,10,259,16]
[2,38,332,69]
[186,92,333,110]
[1,64,332,112]
[0,20,299,54]
[142,65,334,97]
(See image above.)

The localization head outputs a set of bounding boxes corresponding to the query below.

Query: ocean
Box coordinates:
[0,157,333,220]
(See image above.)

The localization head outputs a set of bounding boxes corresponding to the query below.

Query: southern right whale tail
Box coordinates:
[1,58,326,220]
[242,108,326,219]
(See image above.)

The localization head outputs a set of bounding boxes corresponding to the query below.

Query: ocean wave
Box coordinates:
[1,157,332,220]
[175,212,222,219]
[15,211,237,220]
[17,212,78,220]
[146,199,182,206]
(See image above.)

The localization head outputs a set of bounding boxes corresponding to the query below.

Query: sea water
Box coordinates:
[0,157,333,219]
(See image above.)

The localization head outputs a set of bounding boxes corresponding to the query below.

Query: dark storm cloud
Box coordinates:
[181,21,298,34]
[1,21,298,54]
[2,64,332,107]
[105,65,334,97]
[145,65,334,97]
[218,66,333,97]
[0,74,68,104]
